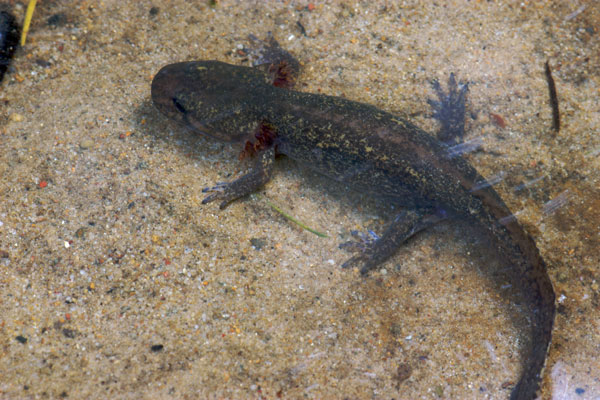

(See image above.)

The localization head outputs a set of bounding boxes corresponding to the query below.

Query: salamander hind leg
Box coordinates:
[202,147,276,209]
[427,73,469,144]
[340,210,445,275]
[247,32,301,88]
[339,230,380,253]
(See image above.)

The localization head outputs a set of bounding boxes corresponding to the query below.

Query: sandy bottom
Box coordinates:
[1,1,599,399]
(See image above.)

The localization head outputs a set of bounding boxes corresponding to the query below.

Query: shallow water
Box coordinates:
[0,1,598,399]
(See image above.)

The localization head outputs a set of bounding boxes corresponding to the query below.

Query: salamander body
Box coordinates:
[151,37,555,400]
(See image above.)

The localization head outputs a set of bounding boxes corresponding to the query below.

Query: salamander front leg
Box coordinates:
[340,210,445,275]
[247,32,301,89]
[202,147,275,209]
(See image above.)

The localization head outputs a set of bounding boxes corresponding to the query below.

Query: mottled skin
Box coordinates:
[151,38,555,400]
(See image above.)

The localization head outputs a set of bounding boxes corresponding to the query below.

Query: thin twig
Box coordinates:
[545,60,560,133]
[261,196,328,238]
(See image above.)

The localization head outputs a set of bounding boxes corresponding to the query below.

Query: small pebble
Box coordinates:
[62,328,76,338]
[47,13,68,27]
[75,227,88,239]
[80,139,94,149]
[150,344,164,352]
[395,363,412,384]
[250,238,267,250]
[10,113,23,122]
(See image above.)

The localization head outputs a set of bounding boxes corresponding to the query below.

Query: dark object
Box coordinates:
[62,328,77,338]
[15,335,27,344]
[0,10,19,82]
[35,58,51,68]
[296,21,307,36]
[545,60,560,133]
[394,363,412,386]
[150,344,164,352]
[47,13,68,27]
[250,238,266,250]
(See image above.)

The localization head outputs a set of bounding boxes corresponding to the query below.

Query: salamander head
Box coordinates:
[151,60,268,142]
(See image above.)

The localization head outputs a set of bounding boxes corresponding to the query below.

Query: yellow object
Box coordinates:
[20,0,38,46]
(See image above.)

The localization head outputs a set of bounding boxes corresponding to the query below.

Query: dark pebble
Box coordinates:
[150,344,164,352]
[394,363,412,384]
[15,335,27,344]
[0,10,19,82]
[35,58,51,68]
[250,238,267,250]
[75,227,88,239]
[62,328,76,338]
[575,388,585,395]
[47,13,68,27]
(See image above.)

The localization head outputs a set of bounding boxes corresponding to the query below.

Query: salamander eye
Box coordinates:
[172,97,186,113]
